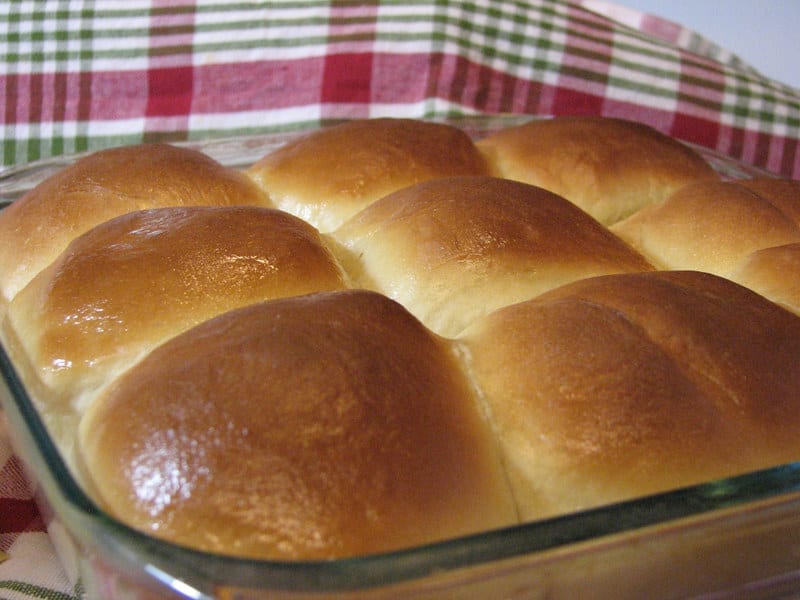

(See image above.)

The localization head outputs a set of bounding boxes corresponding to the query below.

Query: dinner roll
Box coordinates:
[476,116,719,224]
[611,179,800,275]
[245,118,490,232]
[5,206,348,410]
[334,176,653,337]
[459,271,800,521]
[738,177,800,223]
[0,143,268,304]
[78,290,517,560]
[730,243,800,315]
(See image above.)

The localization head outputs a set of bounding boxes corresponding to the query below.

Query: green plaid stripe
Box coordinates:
[1,2,130,70]
[0,579,81,600]
[2,0,104,165]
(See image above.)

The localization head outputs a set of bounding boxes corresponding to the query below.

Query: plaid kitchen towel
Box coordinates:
[1,0,799,177]
[0,1,799,598]
[1,414,79,600]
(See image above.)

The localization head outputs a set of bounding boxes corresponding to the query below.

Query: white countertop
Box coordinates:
[621,0,799,89]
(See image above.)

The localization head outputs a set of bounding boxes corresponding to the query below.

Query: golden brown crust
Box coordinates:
[476,116,719,224]
[730,242,800,315]
[460,271,800,520]
[7,206,347,404]
[737,177,800,224]
[611,180,800,275]
[246,118,490,232]
[0,143,269,304]
[78,290,517,560]
[334,176,653,336]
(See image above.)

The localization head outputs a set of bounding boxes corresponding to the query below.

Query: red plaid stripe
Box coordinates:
[322,53,374,106]
[193,59,327,113]
[144,1,196,141]
[638,13,683,44]
[0,500,42,541]
[1,443,45,555]
[321,2,380,118]
[556,4,614,104]
[372,53,434,105]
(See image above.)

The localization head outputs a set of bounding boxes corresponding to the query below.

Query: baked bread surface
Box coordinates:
[0,143,268,304]
[459,270,800,519]
[612,179,800,275]
[5,205,348,408]
[78,290,518,559]
[246,118,490,232]
[477,115,720,224]
[334,175,653,336]
[3,116,800,561]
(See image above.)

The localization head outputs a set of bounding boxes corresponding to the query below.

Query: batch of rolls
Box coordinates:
[2,116,800,561]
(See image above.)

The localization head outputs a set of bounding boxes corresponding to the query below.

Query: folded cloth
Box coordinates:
[1,414,79,600]
[0,1,798,597]
[0,0,798,177]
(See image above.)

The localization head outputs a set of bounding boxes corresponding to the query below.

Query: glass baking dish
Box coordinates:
[2,115,799,599]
